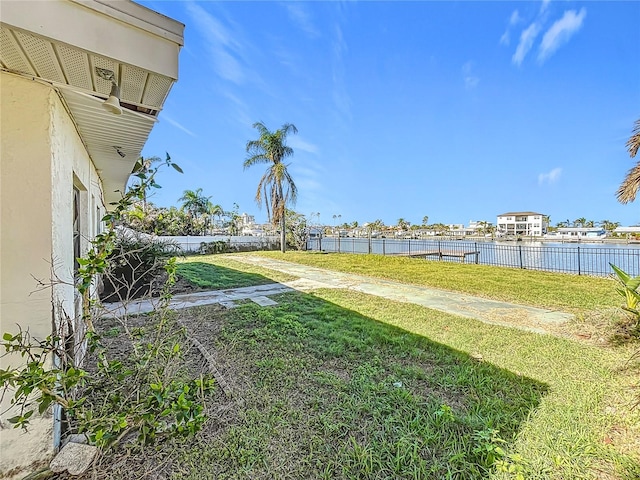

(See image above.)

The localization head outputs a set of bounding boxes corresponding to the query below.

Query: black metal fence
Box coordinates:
[306,237,640,277]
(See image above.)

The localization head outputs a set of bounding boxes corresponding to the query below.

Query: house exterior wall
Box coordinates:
[0,74,56,478]
[0,73,103,478]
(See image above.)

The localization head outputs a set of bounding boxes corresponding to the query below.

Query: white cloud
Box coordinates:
[538,9,587,63]
[161,114,197,137]
[331,23,352,127]
[500,10,522,46]
[500,31,511,46]
[185,2,247,84]
[512,22,541,66]
[220,90,253,127]
[462,62,479,90]
[291,159,325,196]
[538,167,562,185]
[288,136,319,155]
[540,0,552,14]
[285,3,319,38]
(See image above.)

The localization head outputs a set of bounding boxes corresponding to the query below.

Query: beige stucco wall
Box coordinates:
[49,75,105,360]
[0,72,103,478]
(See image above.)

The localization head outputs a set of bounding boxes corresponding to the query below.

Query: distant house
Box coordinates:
[0,1,183,475]
[614,226,640,237]
[239,213,256,226]
[496,212,548,237]
[308,226,324,238]
[555,227,606,238]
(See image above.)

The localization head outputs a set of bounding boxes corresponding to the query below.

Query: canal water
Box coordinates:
[307,237,640,277]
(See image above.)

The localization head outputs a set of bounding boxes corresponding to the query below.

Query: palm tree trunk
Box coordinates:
[280,215,286,253]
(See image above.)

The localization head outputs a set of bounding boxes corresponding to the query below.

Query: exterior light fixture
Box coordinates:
[102,83,122,115]
[95,67,123,115]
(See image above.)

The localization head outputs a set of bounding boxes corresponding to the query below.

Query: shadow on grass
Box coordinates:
[167,272,550,480]
[175,261,280,290]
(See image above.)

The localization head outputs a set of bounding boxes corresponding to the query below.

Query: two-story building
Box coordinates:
[496,212,548,237]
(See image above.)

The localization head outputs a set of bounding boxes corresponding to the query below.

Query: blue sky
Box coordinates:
[139,0,640,227]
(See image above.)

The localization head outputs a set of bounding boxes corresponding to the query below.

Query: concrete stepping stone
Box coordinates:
[250,296,278,307]
[49,441,98,475]
[219,300,238,309]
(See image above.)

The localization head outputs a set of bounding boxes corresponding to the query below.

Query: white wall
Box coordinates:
[154,235,280,252]
[0,73,56,478]
[0,73,103,478]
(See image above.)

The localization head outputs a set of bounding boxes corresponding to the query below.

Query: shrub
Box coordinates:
[1,155,216,472]
[100,229,180,302]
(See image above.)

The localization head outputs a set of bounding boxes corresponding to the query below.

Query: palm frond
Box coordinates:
[627,118,640,158]
[280,123,298,137]
[617,161,640,204]
[283,168,298,204]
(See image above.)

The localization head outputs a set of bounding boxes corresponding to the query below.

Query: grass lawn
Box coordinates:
[176,254,297,289]
[246,251,619,313]
[157,253,640,479]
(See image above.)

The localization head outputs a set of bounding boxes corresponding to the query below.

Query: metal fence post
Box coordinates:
[475,242,479,264]
[408,239,411,256]
[368,234,372,254]
[577,246,581,275]
[519,245,524,269]
[383,239,386,256]
[338,235,341,253]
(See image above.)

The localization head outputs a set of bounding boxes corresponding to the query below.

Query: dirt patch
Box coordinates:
[52,310,227,480]
[171,275,200,295]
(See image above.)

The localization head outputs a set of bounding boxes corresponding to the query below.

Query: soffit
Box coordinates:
[0,1,183,208]
[0,25,175,112]
[59,88,156,206]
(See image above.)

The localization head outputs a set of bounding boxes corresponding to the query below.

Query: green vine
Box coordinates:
[1,153,215,451]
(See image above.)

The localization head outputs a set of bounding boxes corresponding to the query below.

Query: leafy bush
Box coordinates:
[100,229,180,302]
[610,263,640,331]
[199,240,231,255]
[1,155,216,471]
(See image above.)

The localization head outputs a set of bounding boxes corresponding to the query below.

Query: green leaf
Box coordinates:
[626,276,640,291]
[171,163,184,174]
[7,415,23,425]
[39,396,53,414]
[2,332,13,341]
[610,263,631,284]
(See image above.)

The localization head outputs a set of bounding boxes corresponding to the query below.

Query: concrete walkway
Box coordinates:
[103,255,573,334]
[228,255,574,334]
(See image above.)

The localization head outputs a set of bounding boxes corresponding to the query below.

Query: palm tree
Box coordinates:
[205,201,223,234]
[178,188,209,216]
[397,218,409,231]
[573,217,587,228]
[600,220,620,233]
[244,122,298,253]
[422,215,429,227]
[617,118,640,203]
[178,188,211,233]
